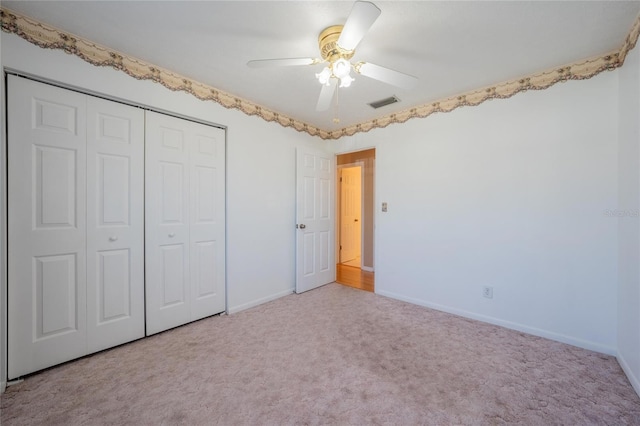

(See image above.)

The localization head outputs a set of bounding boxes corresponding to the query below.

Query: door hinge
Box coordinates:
[340,177,342,182]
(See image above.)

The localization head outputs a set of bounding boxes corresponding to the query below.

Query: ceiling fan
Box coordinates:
[247,1,418,113]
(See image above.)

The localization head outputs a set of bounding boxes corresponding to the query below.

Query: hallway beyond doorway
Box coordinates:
[336,149,375,293]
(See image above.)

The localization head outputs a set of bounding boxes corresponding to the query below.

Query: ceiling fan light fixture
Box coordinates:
[316,59,355,87]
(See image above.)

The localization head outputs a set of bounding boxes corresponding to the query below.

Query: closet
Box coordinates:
[7,75,226,379]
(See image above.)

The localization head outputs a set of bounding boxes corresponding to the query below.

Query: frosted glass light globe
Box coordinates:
[332,59,351,79]
[316,67,332,85]
[339,75,354,88]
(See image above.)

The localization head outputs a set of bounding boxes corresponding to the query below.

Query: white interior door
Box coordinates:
[296,148,335,293]
[8,75,88,378]
[145,111,225,335]
[339,166,362,264]
[86,97,145,353]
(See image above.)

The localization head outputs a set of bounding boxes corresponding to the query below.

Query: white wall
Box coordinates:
[333,71,620,354]
[0,34,330,383]
[618,43,640,395]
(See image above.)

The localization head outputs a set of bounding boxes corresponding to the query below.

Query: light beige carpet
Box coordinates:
[1,283,639,425]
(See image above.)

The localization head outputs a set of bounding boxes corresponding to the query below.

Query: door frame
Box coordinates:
[337,161,365,268]
[1,70,8,392]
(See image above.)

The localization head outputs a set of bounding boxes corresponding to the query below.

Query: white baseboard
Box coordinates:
[617,352,640,398]
[376,289,616,356]
[228,288,295,314]
[1,381,5,394]
[361,266,374,272]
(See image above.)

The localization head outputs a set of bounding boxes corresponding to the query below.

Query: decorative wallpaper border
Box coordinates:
[328,52,621,139]
[618,10,640,67]
[1,7,639,140]
[0,8,332,139]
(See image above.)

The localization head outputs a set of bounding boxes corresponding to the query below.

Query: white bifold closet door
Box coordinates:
[7,76,145,378]
[145,111,226,335]
[85,95,145,352]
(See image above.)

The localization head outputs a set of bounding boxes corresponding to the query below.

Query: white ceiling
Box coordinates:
[4,1,640,131]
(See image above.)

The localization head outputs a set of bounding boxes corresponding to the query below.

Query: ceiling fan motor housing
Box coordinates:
[319,25,355,62]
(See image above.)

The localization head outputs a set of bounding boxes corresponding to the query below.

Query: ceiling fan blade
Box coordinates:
[337,1,381,51]
[356,62,418,90]
[316,79,338,111]
[247,58,317,68]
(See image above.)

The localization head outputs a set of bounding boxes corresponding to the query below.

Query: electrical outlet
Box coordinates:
[482,286,493,299]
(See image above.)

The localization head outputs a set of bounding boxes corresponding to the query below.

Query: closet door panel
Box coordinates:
[145,111,191,335]
[86,97,145,353]
[190,127,226,320]
[146,112,226,334]
[8,75,87,379]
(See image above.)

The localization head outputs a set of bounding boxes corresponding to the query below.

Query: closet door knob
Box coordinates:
[168,233,176,238]
[109,236,118,242]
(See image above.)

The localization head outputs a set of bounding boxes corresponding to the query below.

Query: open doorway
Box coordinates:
[336,149,375,292]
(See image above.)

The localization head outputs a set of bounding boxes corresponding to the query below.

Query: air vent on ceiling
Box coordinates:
[368,95,400,109]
